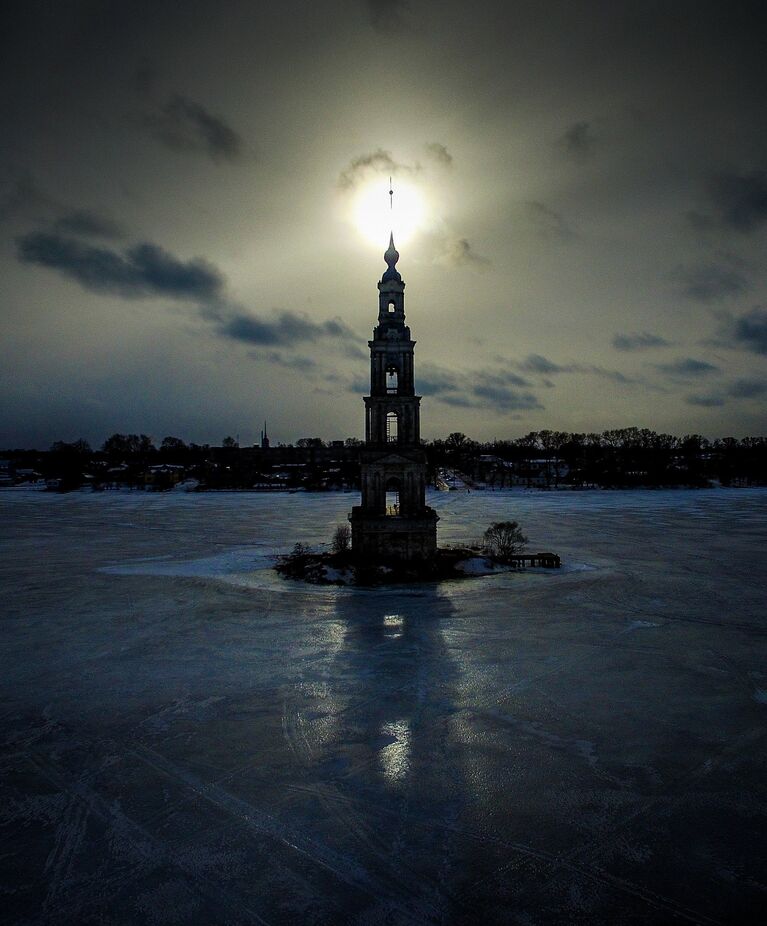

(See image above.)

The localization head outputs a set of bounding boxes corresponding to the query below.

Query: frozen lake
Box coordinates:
[2,488,766,924]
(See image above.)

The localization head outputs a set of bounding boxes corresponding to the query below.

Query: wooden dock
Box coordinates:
[511,552,561,568]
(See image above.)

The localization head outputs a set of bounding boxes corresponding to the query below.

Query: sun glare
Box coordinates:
[353,180,426,247]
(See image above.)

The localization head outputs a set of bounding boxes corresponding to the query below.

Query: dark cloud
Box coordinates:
[584,365,635,384]
[438,394,481,408]
[220,310,353,347]
[433,235,490,269]
[518,353,636,385]
[16,226,354,359]
[343,343,368,361]
[491,370,529,388]
[416,365,540,412]
[519,354,565,374]
[337,148,419,189]
[733,307,767,354]
[521,201,574,240]
[686,394,726,408]
[1,178,123,243]
[472,379,542,411]
[348,374,370,393]
[366,0,411,33]
[417,368,462,397]
[53,210,124,240]
[146,95,242,163]
[16,232,224,301]
[712,305,767,354]
[253,351,317,371]
[676,262,748,302]
[424,142,452,167]
[708,170,767,232]
[612,331,671,351]
[728,377,767,398]
[655,357,719,378]
[560,121,596,159]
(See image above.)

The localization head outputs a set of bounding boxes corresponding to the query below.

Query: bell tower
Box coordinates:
[350,234,438,561]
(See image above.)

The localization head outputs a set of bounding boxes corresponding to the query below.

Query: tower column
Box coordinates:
[350,231,438,562]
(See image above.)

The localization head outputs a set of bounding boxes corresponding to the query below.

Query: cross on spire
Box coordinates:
[389,176,393,211]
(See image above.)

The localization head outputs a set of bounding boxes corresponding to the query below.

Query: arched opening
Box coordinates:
[388,300,396,313]
[385,477,400,516]
[386,411,398,443]
[386,366,398,394]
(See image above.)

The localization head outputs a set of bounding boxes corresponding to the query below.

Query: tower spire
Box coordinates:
[382,231,400,281]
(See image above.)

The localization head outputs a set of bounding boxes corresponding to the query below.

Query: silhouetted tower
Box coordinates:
[350,234,438,560]
[260,421,270,450]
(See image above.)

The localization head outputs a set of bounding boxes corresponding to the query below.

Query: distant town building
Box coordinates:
[350,234,439,560]
[260,421,270,450]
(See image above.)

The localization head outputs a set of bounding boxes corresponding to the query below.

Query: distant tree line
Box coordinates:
[424,428,767,488]
[1,427,765,490]
[1,433,364,491]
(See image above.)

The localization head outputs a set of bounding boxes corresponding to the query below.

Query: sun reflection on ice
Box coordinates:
[383,613,404,639]
[378,718,411,784]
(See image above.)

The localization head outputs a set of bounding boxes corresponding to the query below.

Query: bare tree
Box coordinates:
[483,521,528,560]
[331,523,351,554]
[161,436,188,452]
[446,431,469,451]
[102,433,156,457]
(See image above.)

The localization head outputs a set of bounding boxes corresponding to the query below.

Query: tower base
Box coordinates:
[349,507,439,562]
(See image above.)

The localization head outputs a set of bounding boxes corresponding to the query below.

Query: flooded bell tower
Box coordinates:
[349,233,438,561]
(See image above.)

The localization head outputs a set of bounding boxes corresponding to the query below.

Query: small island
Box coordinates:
[275,520,561,586]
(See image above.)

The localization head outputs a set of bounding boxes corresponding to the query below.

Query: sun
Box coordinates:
[353,179,426,247]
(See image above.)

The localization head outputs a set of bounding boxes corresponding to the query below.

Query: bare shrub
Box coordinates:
[483,521,528,560]
[331,523,351,554]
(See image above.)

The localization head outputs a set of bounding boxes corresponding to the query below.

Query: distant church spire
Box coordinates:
[260,420,270,449]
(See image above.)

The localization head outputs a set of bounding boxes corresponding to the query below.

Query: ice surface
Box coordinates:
[1,487,767,924]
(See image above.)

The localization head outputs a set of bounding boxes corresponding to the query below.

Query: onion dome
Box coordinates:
[382,232,401,282]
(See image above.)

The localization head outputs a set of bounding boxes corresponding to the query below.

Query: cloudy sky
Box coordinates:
[2,0,766,448]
